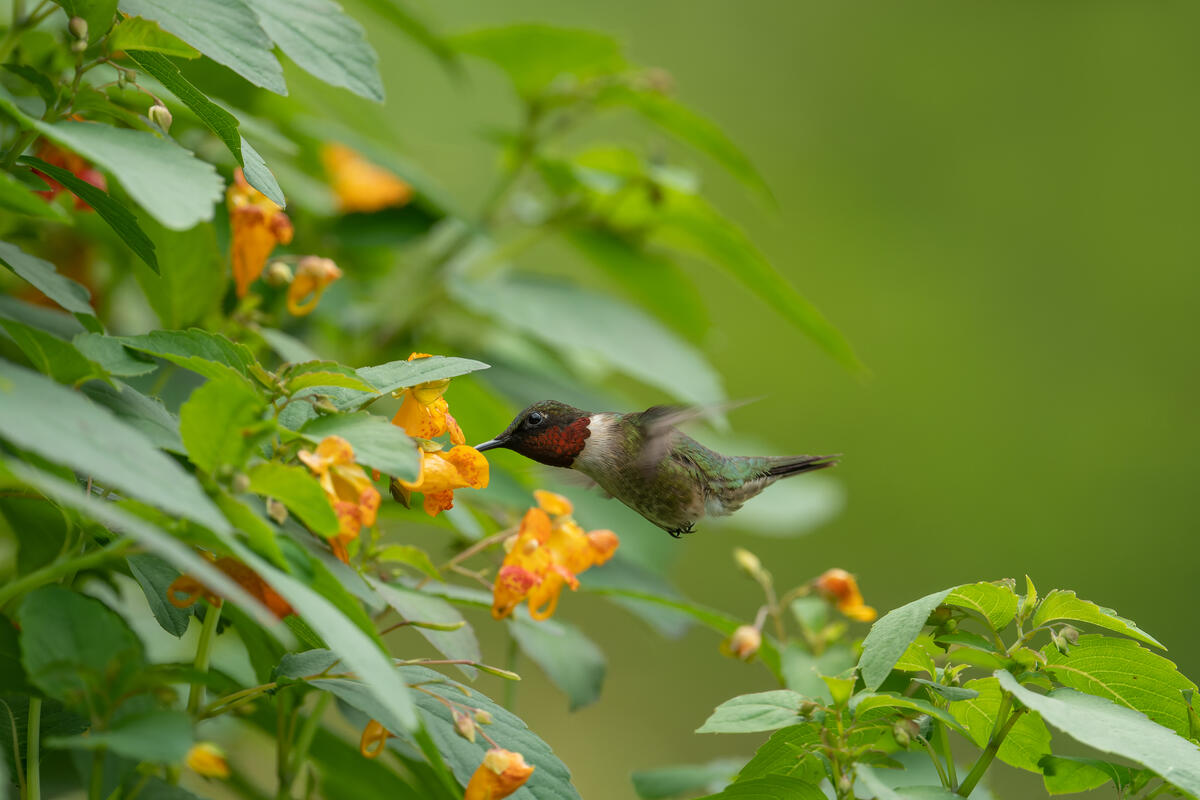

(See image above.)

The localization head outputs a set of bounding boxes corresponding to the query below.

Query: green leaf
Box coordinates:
[0,361,230,532]
[245,462,338,536]
[697,776,825,800]
[1043,635,1197,736]
[296,412,418,481]
[697,690,807,734]
[375,545,439,579]
[948,676,1052,773]
[252,0,384,102]
[19,156,159,272]
[213,492,287,568]
[509,616,605,711]
[0,613,30,694]
[734,723,823,783]
[854,765,969,800]
[860,588,953,690]
[1032,589,1164,649]
[80,381,182,453]
[130,219,225,329]
[127,553,193,637]
[115,328,258,383]
[0,317,109,385]
[179,377,268,474]
[453,24,624,98]
[632,758,743,799]
[49,709,191,763]
[72,334,157,377]
[3,64,58,108]
[893,635,939,677]
[996,669,1200,794]
[655,195,863,373]
[780,642,856,702]
[356,354,490,398]
[1039,755,1133,796]
[0,495,70,575]
[944,582,1019,632]
[370,580,479,678]
[125,51,284,206]
[108,16,200,57]
[0,240,97,325]
[285,362,374,393]
[912,679,978,702]
[853,692,969,735]
[260,327,321,363]
[451,274,724,406]
[17,585,143,705]
[0,170,66,220]
[117,0,286,94]
[25,120,223,230]
[58,0,118,43]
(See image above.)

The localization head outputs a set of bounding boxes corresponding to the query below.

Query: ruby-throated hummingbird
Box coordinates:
[475,401,838,537]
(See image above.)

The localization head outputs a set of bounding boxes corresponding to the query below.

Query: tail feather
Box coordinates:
[765,454,839,478]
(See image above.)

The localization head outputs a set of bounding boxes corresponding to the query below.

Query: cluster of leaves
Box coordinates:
[634,572,1200,799]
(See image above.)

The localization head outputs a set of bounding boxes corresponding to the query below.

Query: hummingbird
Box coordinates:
[475,401,838,537]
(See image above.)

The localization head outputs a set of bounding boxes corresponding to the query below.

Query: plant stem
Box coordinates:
[88,749,104,800]
[503,632,519,711]
[24,697,40,800]
[187,601,222,715]
[957,699,1025,797]
[287,693,330,795]
[275,693,294,800]
[936,721,959,790]
[0,538,133,609]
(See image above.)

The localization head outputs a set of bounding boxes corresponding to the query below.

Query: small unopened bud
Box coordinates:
[733,547,764,580]
[266,497,288,525]
[892,718,920,748]
[68,16,88,40]
[727,625,761,661]
[71,38,87,52]
[798,701,818,717]
[389,478,411,508]
[264,260,293,287]
[837,774,853,794]
[148,103,172,132]
[1059,625,1080,645]
[925,605,952,627]
[313,395,338,414]
[230,472,251,494]
[474,709,493,725]
[522,538,538,555]
[453,710,476,743]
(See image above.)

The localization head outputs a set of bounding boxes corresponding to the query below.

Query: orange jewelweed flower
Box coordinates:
[286,255,343,316]
[32,141,106,211]
[227,167,293,297]
[464,748,535,800]
[298,435,382,561]
[167,555,293,618]
[398,445,489,517]
[186,742,230,778]
[391,353,464,444]
[322,143,413,214]
[359,719,393,759]
[815,568,877,622]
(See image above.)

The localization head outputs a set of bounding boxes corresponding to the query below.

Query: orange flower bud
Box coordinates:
[359,719,392,758]
[815,568,877,622]
[186,742,229,778]
[533,489,573,517]
[463,749,534,800]
[286,255,342,316]
[727,625,762,660]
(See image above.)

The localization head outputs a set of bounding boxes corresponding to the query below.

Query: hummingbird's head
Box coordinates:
[474,400,592,468]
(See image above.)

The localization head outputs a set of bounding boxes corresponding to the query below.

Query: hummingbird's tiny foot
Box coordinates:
[667,522,696,538]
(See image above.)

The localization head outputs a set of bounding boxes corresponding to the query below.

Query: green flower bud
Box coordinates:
[149,103,173,133]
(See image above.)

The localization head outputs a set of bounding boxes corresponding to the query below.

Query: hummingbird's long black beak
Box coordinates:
[473,437,508,452]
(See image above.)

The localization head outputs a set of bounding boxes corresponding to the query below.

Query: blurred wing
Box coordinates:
[631,398,761,478]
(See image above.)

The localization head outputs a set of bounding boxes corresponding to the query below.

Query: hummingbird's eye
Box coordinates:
[526,411,545,427]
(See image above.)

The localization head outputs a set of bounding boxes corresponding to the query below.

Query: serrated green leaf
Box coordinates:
[453,24,624,98]
[72,334,157,377]
[48,709,191,763]
[109,16,199,57]
[117,0,286,94]
[1039,755,1133,796]
[854,692,969,735]
[780,642,856,702]
[0,169,66,220]
[252,0,383,102]
[296,411,419,481]
[697,690,807,734]
[179,377,268,474]
[912,679,978,702]
[246,462,338,536]
[0,239,97,324]
[697,775,825,800]
[286,363,374,393]
[509,616,605,711]
[127,553,193,637]
[893,635,939,677]
[356,354,490,397]
[945,582,1019,631]
[2,64,58,108]
[632,758,743,799]
[1043,635,1197,736]
[370,580,479,679]
[997,669,1200,794]
[130,218,224,329]
[733,723,823,783]
[80,381,182,453]
[860,588,953,690]
[0,361,229,532]
[1032,589,1164,649]
[948,676,1052,773]
[0,317,109,385]
[115,328,259,383]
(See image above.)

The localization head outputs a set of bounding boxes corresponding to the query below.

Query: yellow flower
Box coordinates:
[298,436,382,561]
[463,749,534,800]
[287,255,343,316]
[186,742,230,778]
[227,167,293,297]
[491,494,619,621]
[815,568,877,622]
[391,352,464,444]
[359,719,393,759]
[322,143,413,214]
[398,445,489,516]
[167,555,293,619]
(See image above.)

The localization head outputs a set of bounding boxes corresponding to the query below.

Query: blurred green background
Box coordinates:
[264,1,1200,795]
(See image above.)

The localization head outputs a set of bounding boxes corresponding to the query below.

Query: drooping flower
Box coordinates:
[359,719,393,758]
[286,255,343,316]
[167,555,293,618]
[463,749,534,800]
[491,492,619,621]
[391,352,464,444]
[397,445,489,516]
[32,141,106,211]
[227,167,293,297]
[321,143,413,214]
[186,742,230,778]
[298,435,382,562]
[814,568,877,622]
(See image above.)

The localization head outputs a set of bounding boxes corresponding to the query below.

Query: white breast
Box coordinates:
[573,413,621,474]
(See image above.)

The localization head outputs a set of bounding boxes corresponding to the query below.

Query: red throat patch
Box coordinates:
[525,416,591,468]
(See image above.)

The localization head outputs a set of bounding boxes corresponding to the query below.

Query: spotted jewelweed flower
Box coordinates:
[321,143,413,214]
[167,555,293,618]
[286,255,343,316]
[814,568,877,622]
[391,353,464,443]
[396,444,489,517]
[227,167,293,297]
[463,748,534,800]
[359,719,393,758]
[298,435,381,562]
[491,491,618,621]
[186,742,230,778]
[32,141,106,211]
